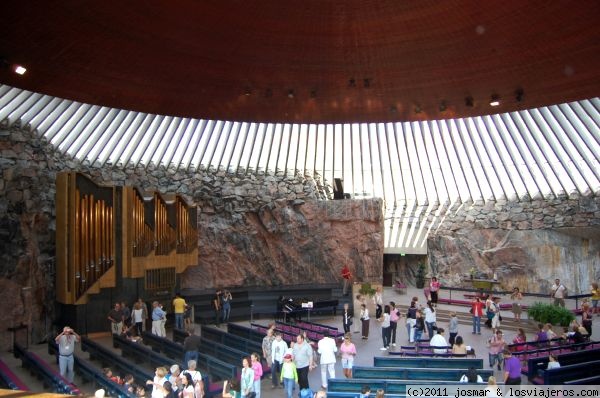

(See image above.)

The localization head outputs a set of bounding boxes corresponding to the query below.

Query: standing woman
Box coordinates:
[261,329,274,376]
[222,290,233,323]
[471,297,484,335]
[429,277,441,306]
[373,287,383,320]
[360,303,370,340]
[413,310,425,344]
[213,290,222,327]
[379,305,391,350]
[423,301,437,338]
[132,302,144,337]
[240,357,254,398]
[250,353,263,398]
[342,303,353,334]
[179,373,195,398]
[339,333,357,378]
[406,301,417,343]
[510,288,523,322]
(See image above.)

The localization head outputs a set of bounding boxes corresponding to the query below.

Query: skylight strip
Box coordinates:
[250,123,268,173]
[437,119,471,202]
[43,101,83,143]
[69,107,113,159]
[18,94,55,128]
[0,90,37,123]
[175,118,200,171]
[99,111,141,167]
[212,121,235,171]
[224,121,244,173]
[188,119,210,171]
[140,116,171,168]
[198,120,223,168]
[411,123,438,203]
[241,122,260,174]
[162,118,189,168]
[81,108,123,163]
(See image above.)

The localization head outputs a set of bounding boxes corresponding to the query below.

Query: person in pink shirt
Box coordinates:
[251,353,263,398]
[339,333,357,378]
[389,301,401,347]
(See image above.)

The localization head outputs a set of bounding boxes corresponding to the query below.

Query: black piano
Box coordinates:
[277,296,339,322]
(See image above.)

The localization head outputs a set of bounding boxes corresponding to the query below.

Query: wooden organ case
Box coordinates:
[56,173,198,331]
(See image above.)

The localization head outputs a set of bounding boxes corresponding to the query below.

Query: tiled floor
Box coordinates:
[2,285,597,397]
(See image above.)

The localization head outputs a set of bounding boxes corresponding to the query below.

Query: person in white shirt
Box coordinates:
[317,331,337,389]
[429,327,449,354]
[270,332,288,388]
[551,279,566,307]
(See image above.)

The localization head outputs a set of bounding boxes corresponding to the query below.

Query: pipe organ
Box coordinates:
[56,172,198,304]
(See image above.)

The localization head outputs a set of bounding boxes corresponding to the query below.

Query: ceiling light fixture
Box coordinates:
[287,89,295,99]
[14,65,27,75]
[489,94,500,107]
[414,105,422,114]
[348,78,356,88]
[310,89,317,98]
[244,87,251,96]
[439,101,447,112]
[465,96,474,107]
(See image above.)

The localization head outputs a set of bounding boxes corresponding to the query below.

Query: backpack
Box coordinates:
[300,388,314,398]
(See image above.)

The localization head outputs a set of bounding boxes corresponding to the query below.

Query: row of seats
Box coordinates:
[525,347,600,383]
[278,320,344,338]
[0,356,28,391]
[373,356,483,369]
[13,342,80,395]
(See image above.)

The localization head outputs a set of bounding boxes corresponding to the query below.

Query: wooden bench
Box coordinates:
[352,366,493,381]
[80,337,153,387]
[0,356,28,391]
[280,320,344,338]
[13,342,81,395]
[141,331,237,382]
[526,348,600,381]
[75,355,136,398]
[373,357,483,369]
[536,360,600,385]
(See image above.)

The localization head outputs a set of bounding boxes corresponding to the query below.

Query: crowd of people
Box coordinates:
[53,277,599,397]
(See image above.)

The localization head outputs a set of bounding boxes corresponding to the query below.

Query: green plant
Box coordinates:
[359,282,376,297]
[527,302,575,326]
[415,262,426,289]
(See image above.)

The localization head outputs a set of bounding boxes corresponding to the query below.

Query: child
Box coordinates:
[360,385,371,398]
[280,354,298,398]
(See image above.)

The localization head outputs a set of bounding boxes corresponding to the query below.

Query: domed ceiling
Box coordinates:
[0,1,599,123]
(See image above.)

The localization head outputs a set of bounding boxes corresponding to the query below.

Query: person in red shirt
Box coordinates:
[341,264,352,296]
[471,297,485,335]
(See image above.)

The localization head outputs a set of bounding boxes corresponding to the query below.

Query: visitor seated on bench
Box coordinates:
[429,328,449,354]
[460,367,483,383]
[537,354,560,378]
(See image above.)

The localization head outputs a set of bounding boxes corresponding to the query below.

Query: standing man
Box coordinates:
[342,303,353,334]
[173,292,187,330]
[503,349,522,385]
[292,334,314,392]
[55,326,80,383]
[152,301,167,337]
[551,279,567,307]
[183,329,201,369]
[341,264,352,296]
[353,295,363,334]
[137,298,149,331]
[107,303,124,335]
[317,331,337,389]
[270,331,288,389]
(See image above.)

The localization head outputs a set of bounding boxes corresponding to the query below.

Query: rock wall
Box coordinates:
[0,125,383,349]
[427,199,600,294]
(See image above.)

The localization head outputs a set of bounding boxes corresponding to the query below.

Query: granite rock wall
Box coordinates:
[0,125,383,349]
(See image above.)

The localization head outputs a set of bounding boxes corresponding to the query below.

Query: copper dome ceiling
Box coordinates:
[1,1,599,123]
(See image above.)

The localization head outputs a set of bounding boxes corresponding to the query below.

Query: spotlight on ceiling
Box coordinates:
[515,88,524,102]
[13,65,26,75]
[348,78,356,87]
[244,87,251,96]
[465,96,474,107]
[265,88,273,98]
[310,89,317,98]
[414,105,422,114]
[439,101,447,112]
[363,78,371,88]
[287,89,295,99]
[489,94,500,107]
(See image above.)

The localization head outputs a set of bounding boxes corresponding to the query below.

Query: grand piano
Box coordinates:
[278,296,339,322]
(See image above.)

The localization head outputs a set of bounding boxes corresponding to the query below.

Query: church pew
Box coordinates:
[352,366,493,381]
[199,337,248,365]
[564,375,600,385]
[80,337,153,387]
[536,360,600,385]
[200,325,263,354]
[373,356,483,369]
[0,356,28,391]
[526,348,600,381]
[141,331,236,382]
[74,355,136,398]
[13,343,81,395]
[327,378,473,395]
[227,322,267,344]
